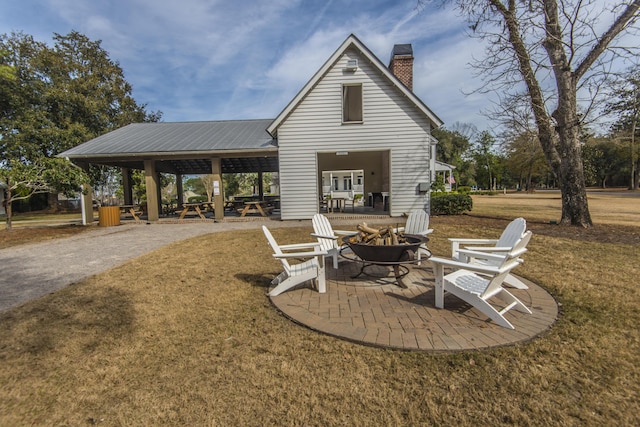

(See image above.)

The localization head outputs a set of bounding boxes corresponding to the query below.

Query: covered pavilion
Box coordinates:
[60,119,278,224]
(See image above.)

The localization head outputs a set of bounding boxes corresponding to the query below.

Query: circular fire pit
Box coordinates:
[341,234,429,288]
[345,234,428,263]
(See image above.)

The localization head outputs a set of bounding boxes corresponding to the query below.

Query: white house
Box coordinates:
[268,35,443,219]
[60,34,444,222]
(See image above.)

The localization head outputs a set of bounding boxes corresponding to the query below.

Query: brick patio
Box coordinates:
[269,262,558,352]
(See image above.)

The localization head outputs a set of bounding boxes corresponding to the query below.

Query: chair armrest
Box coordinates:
[333,229,357,236]
[450,238,498,258]
[463,246,511,252]
[457,249,508,263]
[448,238,498,245]
[429,256,492,271]
[279,242,323,251]
[430,256,521,275]
[311,233,338,240]
[273,250,327,259]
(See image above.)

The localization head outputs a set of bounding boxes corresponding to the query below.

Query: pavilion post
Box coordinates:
[121,167,133,205]
[176,174,184,207]
[258,171,264,200]
[144,160,159,221]
[81,182,94,226]
[72,162,94,226]
[211,158,224,221]
[156,172,162,212]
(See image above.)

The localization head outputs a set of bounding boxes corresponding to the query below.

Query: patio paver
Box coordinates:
[269,261,558,352]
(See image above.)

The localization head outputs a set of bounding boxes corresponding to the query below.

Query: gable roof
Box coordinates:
[267,34,443,137]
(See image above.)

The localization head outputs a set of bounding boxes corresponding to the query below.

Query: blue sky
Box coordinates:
[1,0,633,134]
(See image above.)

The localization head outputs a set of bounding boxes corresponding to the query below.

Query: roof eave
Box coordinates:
[60,146,279,161]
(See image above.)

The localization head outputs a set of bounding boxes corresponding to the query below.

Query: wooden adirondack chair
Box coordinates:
[448,217,529,289]
[262,225,327,296]
[311,214,356,269]
[395,209,433,264]
[430,232,532,329]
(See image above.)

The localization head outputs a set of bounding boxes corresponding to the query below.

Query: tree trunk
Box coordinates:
[553,114,593,225]
[542,0,593,227]
[631,118,637,190]
[5,187,13,231]
[47,192,59,213]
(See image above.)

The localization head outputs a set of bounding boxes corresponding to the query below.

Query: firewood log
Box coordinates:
[357,223,380,235]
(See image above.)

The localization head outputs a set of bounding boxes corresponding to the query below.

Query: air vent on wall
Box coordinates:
[345,59,358,71]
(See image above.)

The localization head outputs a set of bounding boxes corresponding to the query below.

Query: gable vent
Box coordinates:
[345,59,358,71]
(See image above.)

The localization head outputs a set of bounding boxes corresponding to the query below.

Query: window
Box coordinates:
[342,84,362,123]
[343,177,352,191]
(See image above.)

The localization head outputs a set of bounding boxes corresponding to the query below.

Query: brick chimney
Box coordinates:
[389,44,414,91]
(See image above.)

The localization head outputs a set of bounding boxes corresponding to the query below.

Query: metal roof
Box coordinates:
[59,119,279,174]
[62,119,276,156]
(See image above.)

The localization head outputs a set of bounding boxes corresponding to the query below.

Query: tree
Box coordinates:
[605,66,640,190]
[200,174,216,202]
[432,126,475,186]
[1,158,88,229]
[582,136,627,188]
[504,131,549,191]
[485,93,549,190]
[471,131,502,190]
[425,0,640,227]
[0,31,161,228]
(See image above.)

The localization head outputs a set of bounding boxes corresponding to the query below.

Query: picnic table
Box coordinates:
[178,202,210,220]
[239,201,272,217]
[120,204,142,222]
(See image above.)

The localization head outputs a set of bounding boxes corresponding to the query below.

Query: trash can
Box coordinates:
[98,206,121,226]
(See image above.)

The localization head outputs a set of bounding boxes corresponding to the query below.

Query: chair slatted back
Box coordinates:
[497,217,527,248]
[481,231,532,297]
[312,214,337,253]
[404,209,430,236]
[262,226,291,274]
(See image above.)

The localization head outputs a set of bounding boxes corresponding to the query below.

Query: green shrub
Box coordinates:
[457,186,472,194]
[431,193,473,215]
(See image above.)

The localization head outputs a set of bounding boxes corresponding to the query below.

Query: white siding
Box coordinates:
[278,48,433,220]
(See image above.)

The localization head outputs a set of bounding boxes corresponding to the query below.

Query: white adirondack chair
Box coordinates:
[262,225,327,296]
[430,231,533,329]
[395,209,433,264]
[449,217,529,289]
[403,209,434,236]
[311,214,356,269]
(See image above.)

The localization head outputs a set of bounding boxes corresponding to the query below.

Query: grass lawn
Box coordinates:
[0,192,638,425]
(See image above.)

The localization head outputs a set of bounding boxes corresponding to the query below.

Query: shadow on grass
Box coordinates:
[234,272,275,292]
[0,285,135,355]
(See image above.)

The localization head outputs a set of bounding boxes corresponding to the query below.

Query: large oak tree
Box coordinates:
[426,0,640,226]
[1,31,161,229]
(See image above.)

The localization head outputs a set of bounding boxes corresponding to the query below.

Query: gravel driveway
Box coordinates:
[0,220,313,313]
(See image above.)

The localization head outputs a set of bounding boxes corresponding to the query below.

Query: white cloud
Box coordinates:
[12,0,633,133]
